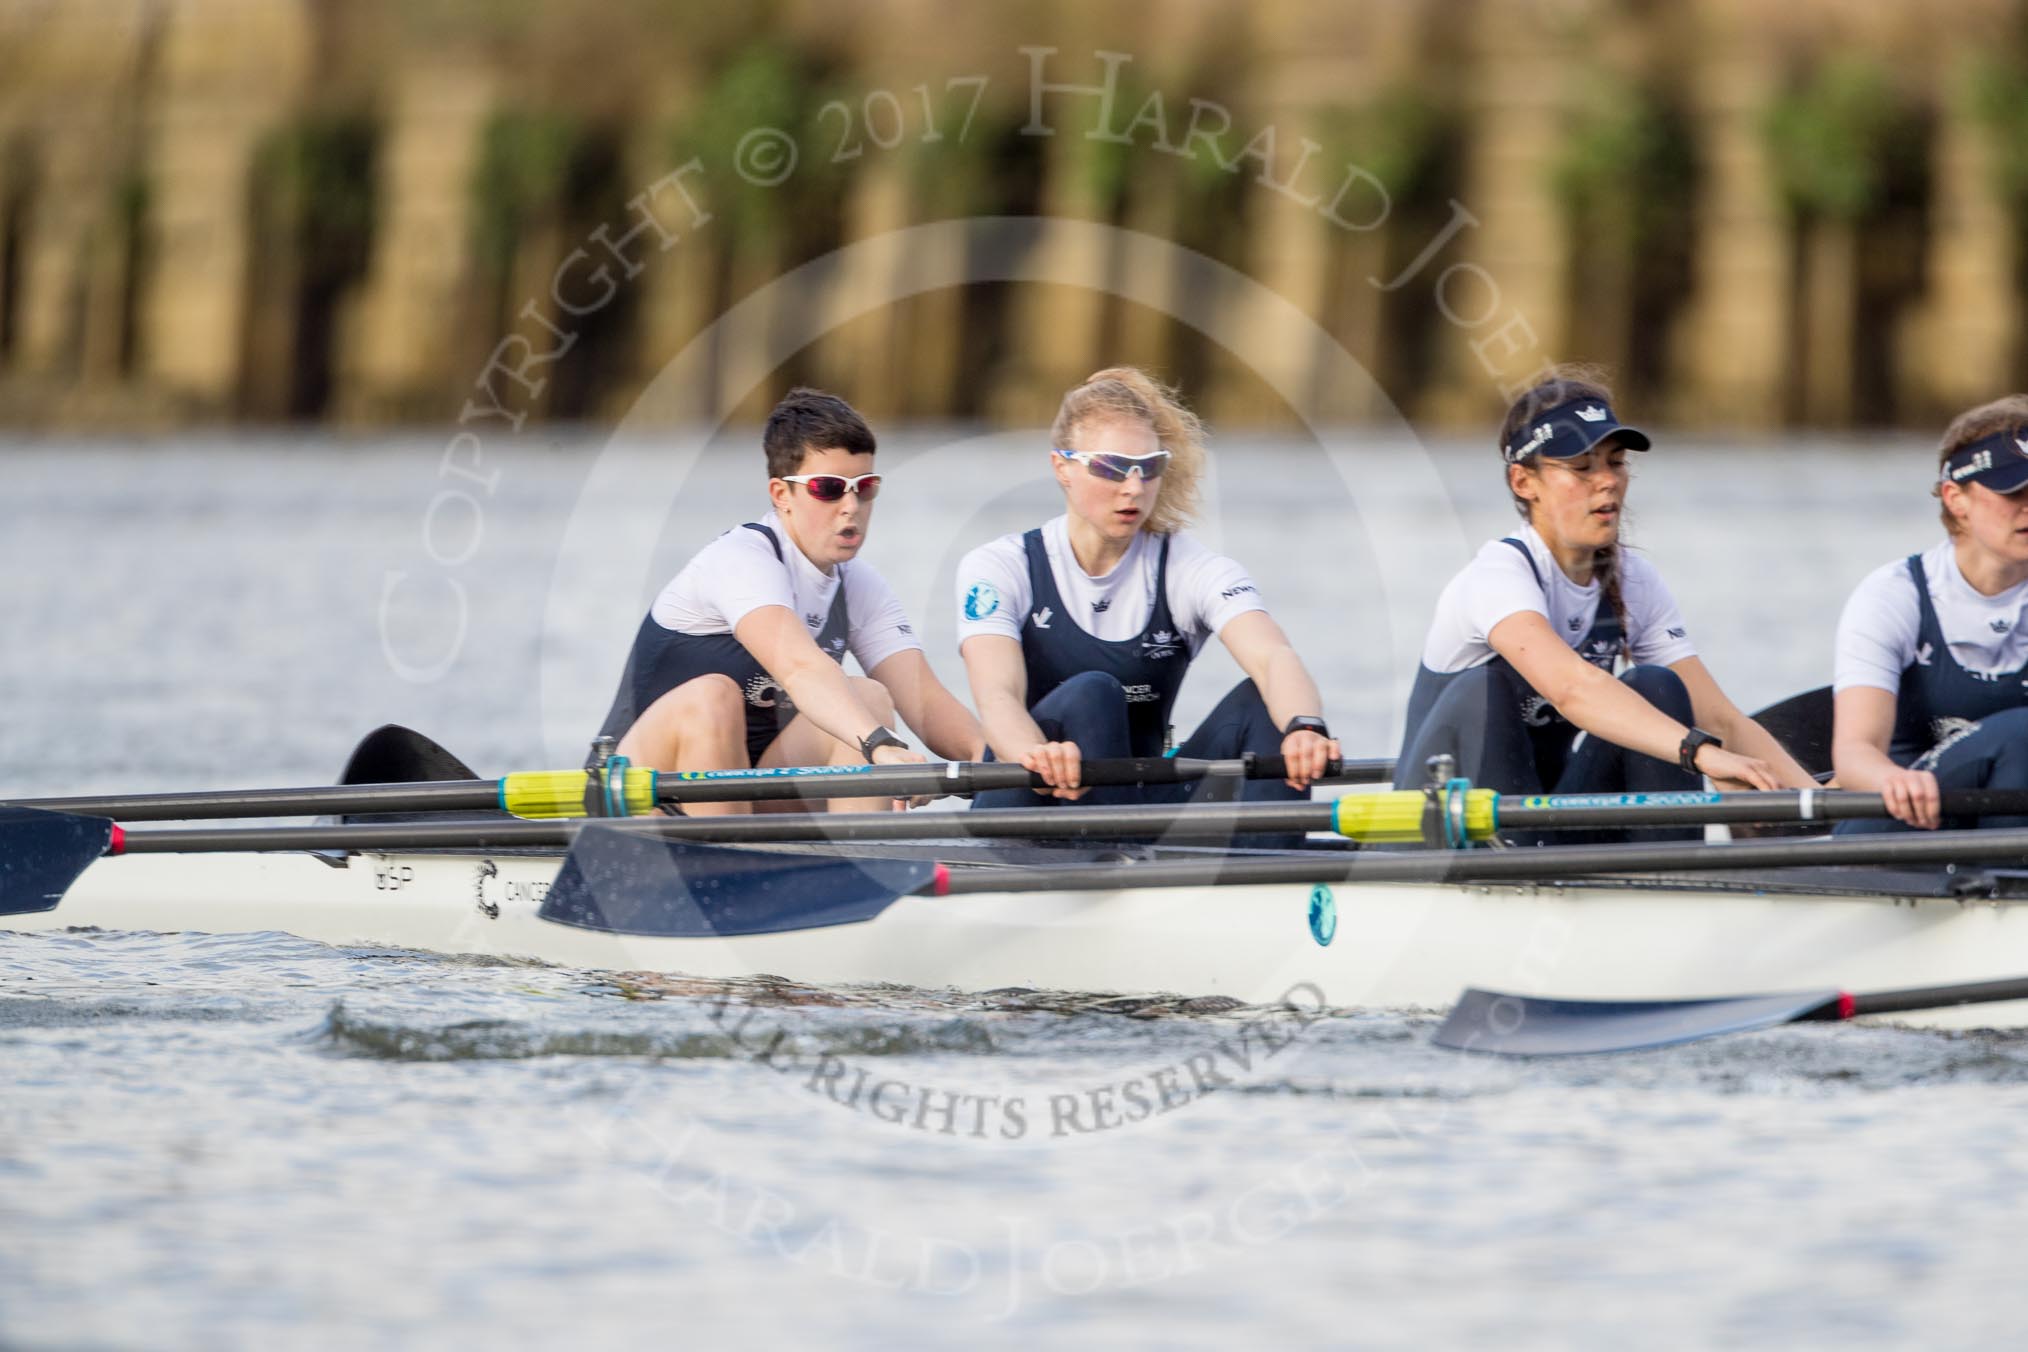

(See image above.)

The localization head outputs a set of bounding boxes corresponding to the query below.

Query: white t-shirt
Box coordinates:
[954,518,1266,656]
[1834,540,2028,695]
[1420,523,1697,673]
[648,511,922,673]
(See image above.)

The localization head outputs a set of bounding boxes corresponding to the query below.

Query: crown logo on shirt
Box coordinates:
[1576,405,1609,423]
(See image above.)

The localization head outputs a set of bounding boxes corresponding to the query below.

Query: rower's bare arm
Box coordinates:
[1218,611,1321,725]
[1830,686,1900,790]
[1671,656,1816,789]
[1832,686,1939,828]
[1217,610,1341,788]
[867,649,984,762]
[1490,612,1676,753]
[733,605,906,755]
[1490,612,1777,789]
[958,634,1084,795]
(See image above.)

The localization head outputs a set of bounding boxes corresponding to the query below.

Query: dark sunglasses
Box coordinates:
[1055,447,1170,482]
[778,472,882,502]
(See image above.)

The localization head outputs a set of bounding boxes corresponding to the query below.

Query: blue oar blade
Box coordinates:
[1431,986,1844,1056]
[538,826,935,938]
[0,807,113,916]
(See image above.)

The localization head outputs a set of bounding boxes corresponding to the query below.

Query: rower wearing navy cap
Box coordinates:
[1397,366,1812,822]
[955,366,1340,814]
[1832,395,2028,831]
[595,388,982,815]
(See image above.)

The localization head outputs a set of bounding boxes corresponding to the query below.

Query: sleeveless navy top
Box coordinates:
[1018,528,1190,757]
[1401,537,1626,747]
[1887,552,2028,765]
[597,523,851,760]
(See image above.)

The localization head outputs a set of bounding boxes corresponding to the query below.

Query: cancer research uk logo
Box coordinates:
[964,582,1000,622]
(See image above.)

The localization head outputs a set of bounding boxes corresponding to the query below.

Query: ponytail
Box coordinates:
[1594,544,1631,662]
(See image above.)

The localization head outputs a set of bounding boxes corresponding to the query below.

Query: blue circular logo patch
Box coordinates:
[963,582,1000,621]
[1308,884,1337,947]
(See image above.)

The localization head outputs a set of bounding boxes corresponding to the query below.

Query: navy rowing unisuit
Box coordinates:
[596,523,850,764]
[1837,551,2028,834]
[1396,535,1702,828]
[1015,527,1188,759]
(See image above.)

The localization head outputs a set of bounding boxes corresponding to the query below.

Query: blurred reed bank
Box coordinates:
[0,0,2024,432]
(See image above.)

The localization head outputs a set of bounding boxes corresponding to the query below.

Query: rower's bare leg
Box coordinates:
[757,676,899,814]
[614,674,754,817]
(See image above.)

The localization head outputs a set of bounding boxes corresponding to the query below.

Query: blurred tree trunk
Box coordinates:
[1799,219,1856,425]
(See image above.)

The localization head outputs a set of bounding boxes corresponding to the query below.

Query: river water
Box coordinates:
[4,429,2023,1348]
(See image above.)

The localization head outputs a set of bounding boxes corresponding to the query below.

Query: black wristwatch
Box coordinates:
[1282,715,1331,739]
[859,726,910,763]
[1679,728,1721,775]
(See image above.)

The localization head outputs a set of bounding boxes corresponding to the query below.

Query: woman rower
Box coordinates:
[1396,367,1812,823]
[1832,395,2028,831]
[955,367,1340,815]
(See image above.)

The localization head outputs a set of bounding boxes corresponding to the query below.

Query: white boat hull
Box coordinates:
[10,847,2028,1028]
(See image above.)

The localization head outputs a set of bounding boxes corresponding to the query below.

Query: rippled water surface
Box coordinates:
[4,431,2023,1348]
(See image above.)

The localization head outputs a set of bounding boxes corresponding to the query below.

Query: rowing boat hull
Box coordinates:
[9,847,2028,1030]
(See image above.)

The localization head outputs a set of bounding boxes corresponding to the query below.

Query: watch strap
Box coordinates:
[1678,728,1721,775]
[858,726,909,763]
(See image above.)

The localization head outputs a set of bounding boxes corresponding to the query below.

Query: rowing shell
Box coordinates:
[12,841,2028,1029]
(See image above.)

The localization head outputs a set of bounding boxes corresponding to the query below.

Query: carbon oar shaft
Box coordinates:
[1828,975,2028,1019]
[15,782,503,821]
[10,754,1385,822]
[932,825,2028,893]
[64,787,2028,847]
[104,817,2028,887]
[654,754,1383,805]
[111,801,1333,853]
[1499,787,2028,829]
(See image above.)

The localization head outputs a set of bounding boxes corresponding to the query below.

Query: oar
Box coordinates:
[444,823,2028,941]
[1745,684,1834,778]
[0,808,115,916]
[12,800,2028,919]
[0,681,1831,827]
[1,752,1385,823]
[1430,974,2028,1056]
[31,787,2028,860]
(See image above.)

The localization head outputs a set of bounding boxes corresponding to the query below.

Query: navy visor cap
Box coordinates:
[1502,397,1653,464]
[1940,425,2028,495]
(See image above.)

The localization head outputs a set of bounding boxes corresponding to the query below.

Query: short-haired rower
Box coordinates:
[595,388,982,814]
[1832,395,2028,831]
[1396,367,1813,826]
[955,367,1341,819]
